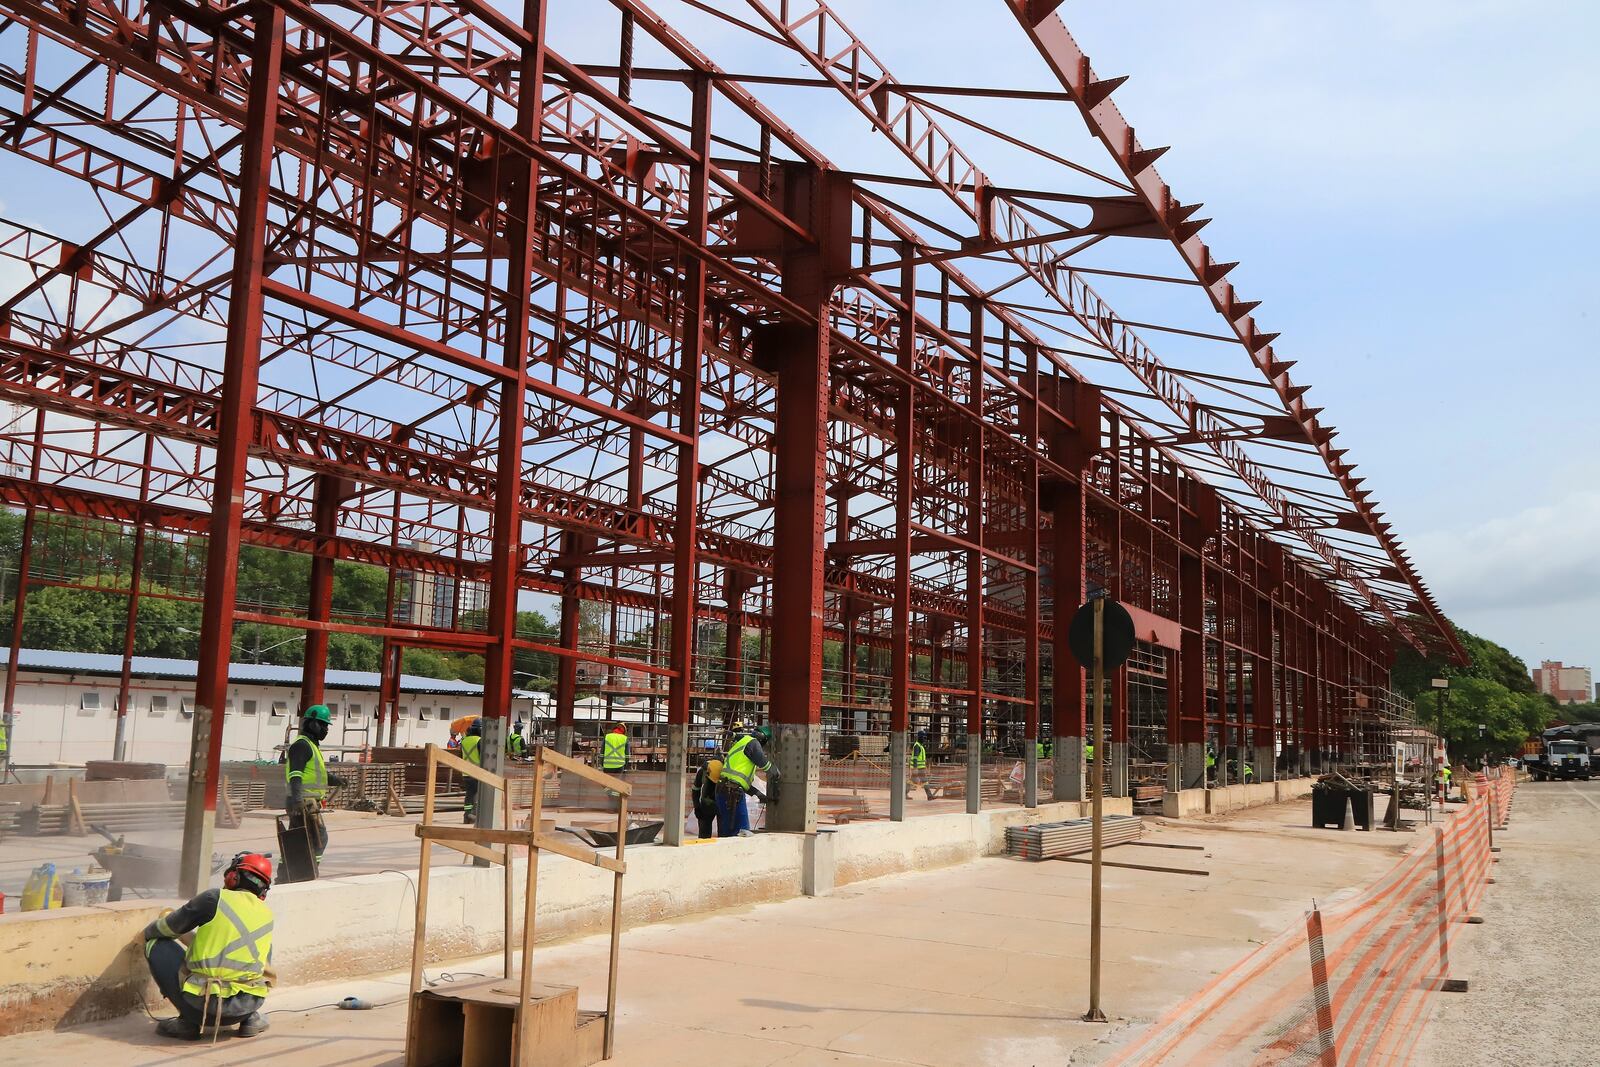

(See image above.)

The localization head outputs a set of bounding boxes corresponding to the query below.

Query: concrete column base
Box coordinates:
[769,723,820,833]
[1255,745,1275,784]
[802,832,835,896]
[555,724,575,758]
[1181,742,1207,791]
[1108,741,1129,798]
[662,724,688,846]
[475,719,505,866]
[1023,745,1038,808]
[889,730,907,821]
[1053,735,1083,802]
[966,734,982,814]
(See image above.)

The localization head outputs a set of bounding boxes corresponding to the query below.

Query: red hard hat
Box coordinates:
[225,852,274,892]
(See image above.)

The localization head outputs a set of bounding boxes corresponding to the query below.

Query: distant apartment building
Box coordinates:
[396,542,488,628]
[1533,660,1592,705]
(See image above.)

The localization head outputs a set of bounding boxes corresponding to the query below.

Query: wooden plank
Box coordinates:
[513,765,546,1067]
[1052,855,1210,877]
[386,778,406,817]
[532,744,632,797]
[532,832,626,874]
[438,837,509,867]
[1125,840,1207,852]
[418,824,536,847]
[431,742,507,791]
[68,778,87,836]
[502,770,514,980]
[604,790,626,1060]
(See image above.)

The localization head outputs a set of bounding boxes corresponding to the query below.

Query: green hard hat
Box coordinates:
[303,704,332,724]
[756,725,773,743]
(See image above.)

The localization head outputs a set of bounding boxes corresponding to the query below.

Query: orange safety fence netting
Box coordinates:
[1109,767,1516,1067]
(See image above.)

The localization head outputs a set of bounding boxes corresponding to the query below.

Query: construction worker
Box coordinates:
[691,759,723,839]
[908,730,932,800]
[506,719,527,760]
[0,717,9,774]
[600,723,629,775]
[1242,761,1254,782]
[1205,743,1217,785]
[141,851,274,1040]
[719,723,779,837]
[1084,740,1095,764]
[461,718,483,825]
[285,704,343,861]
[1036,737,1052,761]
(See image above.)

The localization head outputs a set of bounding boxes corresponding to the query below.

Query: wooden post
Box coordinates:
[405,745,438,1054]
[1083,597,1108,1022]
[605,790,628,1058]
[512,757,546,1065]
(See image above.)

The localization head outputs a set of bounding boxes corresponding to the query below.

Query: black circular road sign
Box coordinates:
[1067,597,1136,670]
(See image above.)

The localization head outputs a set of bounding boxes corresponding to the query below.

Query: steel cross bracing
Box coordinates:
[0,0,1457,876]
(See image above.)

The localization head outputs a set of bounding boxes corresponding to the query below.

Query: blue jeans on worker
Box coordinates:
[146,939,264,1025]
[715,787,749,836]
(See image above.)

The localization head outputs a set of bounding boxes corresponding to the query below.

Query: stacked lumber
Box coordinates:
[0,800,18,838]
[85,760,166,781]
[1006,814,1142,860]
[225,779,268,812]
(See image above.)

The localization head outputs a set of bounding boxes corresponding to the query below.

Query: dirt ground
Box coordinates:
[0,797,1409,1066]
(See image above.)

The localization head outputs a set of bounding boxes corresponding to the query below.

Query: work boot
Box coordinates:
[236,1012,270,1038]
[463,810,475,825]
[156,1016,201,1041]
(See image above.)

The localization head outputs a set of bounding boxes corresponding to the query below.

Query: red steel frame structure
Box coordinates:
[0,0,1462,890]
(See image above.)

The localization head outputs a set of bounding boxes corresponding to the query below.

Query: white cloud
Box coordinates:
[1410,488,1600,615]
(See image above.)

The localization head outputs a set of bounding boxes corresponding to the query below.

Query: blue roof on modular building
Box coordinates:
[0,647,536,697]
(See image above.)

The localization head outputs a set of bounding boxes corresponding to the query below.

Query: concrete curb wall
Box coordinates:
[0,798,1130,1035]
[1159,777,1318,819]
[0,900,168,1038]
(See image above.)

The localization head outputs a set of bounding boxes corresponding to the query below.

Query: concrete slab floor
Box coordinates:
[0,797,1408,1066]
[0,794,1034,898]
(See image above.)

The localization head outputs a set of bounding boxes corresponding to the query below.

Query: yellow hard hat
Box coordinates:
[707,759,723,782]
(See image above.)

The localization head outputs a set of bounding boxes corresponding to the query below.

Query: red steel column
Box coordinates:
[766,166,847,834]
[1253,590,1276,782]
[300,473,340,711]
[179,3,284,895]
[889,252,915,820]
[1021,354,1041,809]
[476,0,547,836]
[554,551,580,755]
[114,431,154,761]
[662,73,709,845]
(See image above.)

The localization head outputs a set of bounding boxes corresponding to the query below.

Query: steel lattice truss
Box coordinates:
[0,0,1460,869]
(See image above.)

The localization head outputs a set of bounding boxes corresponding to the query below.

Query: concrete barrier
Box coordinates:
[0,798,1128,1035]
[0,900,168,1037]
[1159,777,1316,819]
[1161,788,1207,818]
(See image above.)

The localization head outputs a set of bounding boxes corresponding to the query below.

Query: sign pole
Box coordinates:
[1084,596,1108,1023]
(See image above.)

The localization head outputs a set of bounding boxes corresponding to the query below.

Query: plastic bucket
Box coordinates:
[62,869,113,907]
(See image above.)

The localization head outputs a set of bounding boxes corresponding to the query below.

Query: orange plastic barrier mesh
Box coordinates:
[1110,768,1516,1067]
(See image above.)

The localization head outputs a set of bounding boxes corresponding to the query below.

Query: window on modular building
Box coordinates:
[270,700,289,718]
[180,698,195,717]
[224,699,235,716]
[439,706,451,720]
[149,695,169,717]
[418,707,433,720]
[243,699,258,716]
[396,705,410,720]
[80,692,102,714]
[347,703,363,719]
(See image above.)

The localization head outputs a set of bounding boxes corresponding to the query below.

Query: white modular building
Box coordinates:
[0,648,549,767]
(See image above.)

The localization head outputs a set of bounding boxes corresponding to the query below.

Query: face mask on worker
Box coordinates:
[303,717,330,743]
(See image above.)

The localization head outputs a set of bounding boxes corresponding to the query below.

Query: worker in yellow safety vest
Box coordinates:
[0,718,9,772]
[141,852,275,1040]
[506,720,527,760]
[600,724,629,773]
[1085,742,1095,764]
[461,718,483,825]
[719,724,779,837]
[908,730,932,800]
[285,704,342,860]
[1036,738,1052,760]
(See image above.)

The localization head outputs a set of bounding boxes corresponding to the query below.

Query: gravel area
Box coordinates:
[1416,779,1600,1066]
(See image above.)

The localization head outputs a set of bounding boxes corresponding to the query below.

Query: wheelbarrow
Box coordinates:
[556,821,663,848]
[90,825,225,901]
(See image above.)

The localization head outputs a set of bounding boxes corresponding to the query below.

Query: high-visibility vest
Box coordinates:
[1085,743,1095,762]
[0,723,8,755]
[1243,763,1254,779]
[506,733,525,757]
[285,736,328,799]
[461,735,482,766]
[1036,740,1050,759]
[602,731,628,771]
[722,735,760,790]
[910,741,928,769]
[182,889,274,1000]
[1205,751,1216,768]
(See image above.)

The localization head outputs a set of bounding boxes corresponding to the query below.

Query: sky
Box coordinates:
[708,0,1599,673]
[1024,0,1600,673]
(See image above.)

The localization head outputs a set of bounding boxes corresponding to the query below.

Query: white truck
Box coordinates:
[1526,739,1592,782]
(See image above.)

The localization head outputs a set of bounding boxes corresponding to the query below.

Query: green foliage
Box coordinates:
[1395,618,1562,756]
